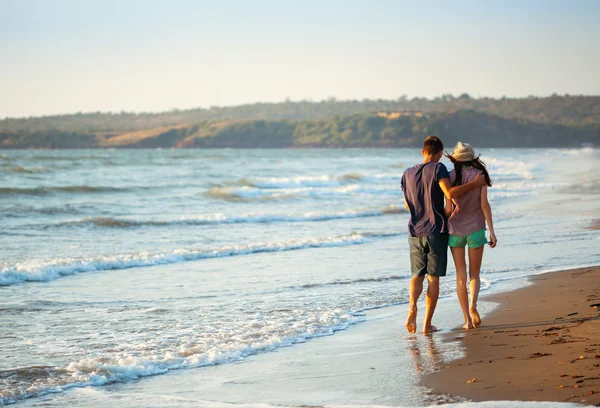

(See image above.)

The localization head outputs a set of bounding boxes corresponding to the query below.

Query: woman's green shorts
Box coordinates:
[448,229,487,249]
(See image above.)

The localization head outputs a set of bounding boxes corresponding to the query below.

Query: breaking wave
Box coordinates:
[44,205,406,229]
[0,306,364,405]
[0,203,99,218]
[0,185,123,197]
[203,185,402,201]
[482,157,534,181]
[222,173,402,189]
[0,165,54,174]
[295,274,409,289]
[0,230,404,286]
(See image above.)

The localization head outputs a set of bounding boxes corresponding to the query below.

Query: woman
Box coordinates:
[445,142,497,330]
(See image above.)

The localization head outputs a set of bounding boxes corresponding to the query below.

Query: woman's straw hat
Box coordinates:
[452,142,475,162]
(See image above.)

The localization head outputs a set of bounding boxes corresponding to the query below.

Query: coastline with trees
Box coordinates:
[1,95,598,149]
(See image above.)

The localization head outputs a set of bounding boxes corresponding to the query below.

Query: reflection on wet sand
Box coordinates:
[408,334,466,405]
[407,334,443,375]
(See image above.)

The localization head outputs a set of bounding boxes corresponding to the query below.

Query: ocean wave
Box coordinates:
[0,309,364,405]
[338,172,364,182]
[231,175,344,188]
[0,165,53,174]
[560,179,600,195]
[43,205,405,229]
[482,157,534,180]
[0,230,404,286]
[296,274,409,289]
[203,185,402,201]
[0,185,123,197]
[222,173,403,190]
[485,181,566,202]
[202,186,295,201]
[492,181,565,192]
[1,204,89,217]
[56,217,149,228]
[19,154,85,161]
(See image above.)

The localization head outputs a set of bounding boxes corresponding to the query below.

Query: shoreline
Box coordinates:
[424,266,600,406]
[12,266,599,407]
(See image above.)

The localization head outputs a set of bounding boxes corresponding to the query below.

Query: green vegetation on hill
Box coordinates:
[1,109,597,149]
[1,94,599,134]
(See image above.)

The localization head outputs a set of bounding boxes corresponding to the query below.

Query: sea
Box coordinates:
[1,148,599,407]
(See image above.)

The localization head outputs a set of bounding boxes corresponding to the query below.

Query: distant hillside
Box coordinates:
[1,95,599,135]
[1,110,597,149]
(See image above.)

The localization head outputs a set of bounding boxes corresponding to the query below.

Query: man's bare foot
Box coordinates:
[470,306,481,328]
[463,321,474,330]
[422,324,438,334]
[405,306,417,334]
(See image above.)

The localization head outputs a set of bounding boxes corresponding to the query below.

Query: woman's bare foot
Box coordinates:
[422,324,438,334]
[405,306,417,334]
[463,321,474,330]
[470,306,481,328]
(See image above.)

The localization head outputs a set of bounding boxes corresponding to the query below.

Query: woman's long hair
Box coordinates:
[445,154,493,187]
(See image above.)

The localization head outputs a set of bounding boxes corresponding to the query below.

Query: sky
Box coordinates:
[1,0,599,118]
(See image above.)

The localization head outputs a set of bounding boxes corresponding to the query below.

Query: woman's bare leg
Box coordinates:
[468,245,484,327]
[451,247,472,330]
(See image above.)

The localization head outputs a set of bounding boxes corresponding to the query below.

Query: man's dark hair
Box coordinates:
[422,136,444,156]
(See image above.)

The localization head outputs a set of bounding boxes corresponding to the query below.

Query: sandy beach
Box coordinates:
[425,266,600,406]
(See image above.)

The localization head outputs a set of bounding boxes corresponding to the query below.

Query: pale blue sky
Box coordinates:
[1,0,599,118]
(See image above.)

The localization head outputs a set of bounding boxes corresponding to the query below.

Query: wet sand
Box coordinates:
[590,220,600,230]
[425,266,600,406]
[14,266,599,407]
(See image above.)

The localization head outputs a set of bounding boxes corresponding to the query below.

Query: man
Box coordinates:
[401,136,486,334]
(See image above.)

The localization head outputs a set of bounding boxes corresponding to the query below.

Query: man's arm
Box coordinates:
[444,196,453,218]
[438,174,486,200]
[401,173,410,212]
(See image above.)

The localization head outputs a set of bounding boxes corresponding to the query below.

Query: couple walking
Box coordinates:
[401,136,497,334]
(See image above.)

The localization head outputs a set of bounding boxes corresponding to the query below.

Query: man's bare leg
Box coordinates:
[406,275,424,334]
[468,246,484,327]
[422,275,440,334]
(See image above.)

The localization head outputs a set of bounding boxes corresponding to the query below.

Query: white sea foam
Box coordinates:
[492,181,565,192]
[0,308,363,405]
[484,180,566,203]
[205,160,542,202]
[483,157,535,180]
[0,230,404,286]
[204,185,402,201]
[229,173,402,189]
[331,185,401,195]
[46,205,406,229]
[242,175,343,188]
[204,178,560,203]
